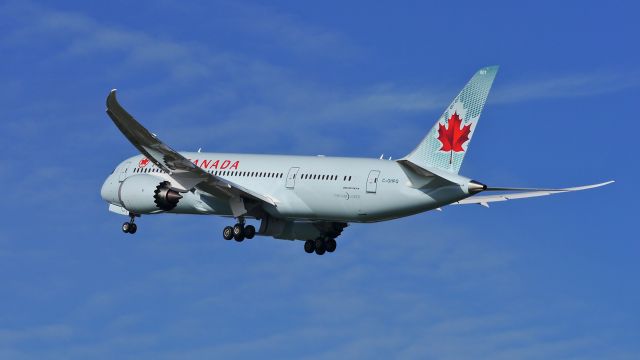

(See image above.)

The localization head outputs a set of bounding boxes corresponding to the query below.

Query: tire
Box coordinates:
[122,222,130,233]
[223,226,234,240]
[128,223,137,234]
[325,238,336,252]
[233,224,245,242]
[244,225,256,239]
[304,240,315,253]
[314,238,325,255]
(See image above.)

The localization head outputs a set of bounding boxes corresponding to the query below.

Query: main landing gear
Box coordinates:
[122,213,138,234]
[304,237,337,255]
[223,219,256,242]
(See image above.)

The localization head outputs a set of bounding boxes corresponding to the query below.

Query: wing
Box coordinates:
[454,181,614,207]
[105,90,276,215]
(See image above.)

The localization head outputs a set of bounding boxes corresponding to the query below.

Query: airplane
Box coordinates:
[100,66,613,255]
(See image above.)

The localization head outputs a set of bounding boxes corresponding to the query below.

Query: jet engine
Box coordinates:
[119,175,182,213]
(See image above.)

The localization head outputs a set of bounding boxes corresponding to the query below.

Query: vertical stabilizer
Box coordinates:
[403,66,498,174]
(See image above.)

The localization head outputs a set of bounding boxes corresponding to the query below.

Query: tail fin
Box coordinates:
[403,66,498,174]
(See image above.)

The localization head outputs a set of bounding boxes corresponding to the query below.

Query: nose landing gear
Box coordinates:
[122,213,138,234]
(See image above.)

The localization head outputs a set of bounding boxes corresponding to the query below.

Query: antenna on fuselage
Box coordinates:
[197,148,202,153]
[379,154,384,159]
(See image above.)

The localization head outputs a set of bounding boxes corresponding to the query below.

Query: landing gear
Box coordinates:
[244,225,256,239]
[314,238,326,255]
[304,240,315,253]
[223,226,234,240]
[122,213,138,234]
[222,218,256,242]
[304,238,337,255]
[325,238,337,253]
[233,224,245,242]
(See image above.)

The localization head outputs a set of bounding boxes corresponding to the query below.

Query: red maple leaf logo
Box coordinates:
[437,112,472,164]
[138,158,150,168]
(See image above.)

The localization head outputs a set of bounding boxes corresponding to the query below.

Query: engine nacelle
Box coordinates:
[119,175,182,213]
[258,216,346,241]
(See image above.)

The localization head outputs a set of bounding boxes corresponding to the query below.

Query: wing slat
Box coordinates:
[105,90,276,207]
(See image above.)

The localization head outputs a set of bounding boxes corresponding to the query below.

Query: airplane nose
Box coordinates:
[100,178,110,201]
[101,175,118,203]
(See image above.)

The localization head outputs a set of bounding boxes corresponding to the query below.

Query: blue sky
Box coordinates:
[0,0,638,358]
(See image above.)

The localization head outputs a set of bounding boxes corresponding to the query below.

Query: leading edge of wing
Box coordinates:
[105,90,276,207]
[454,180,614,205]
[106,89,201,175]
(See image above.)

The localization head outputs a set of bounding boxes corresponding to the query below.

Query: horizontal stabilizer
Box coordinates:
[454,181,614,205]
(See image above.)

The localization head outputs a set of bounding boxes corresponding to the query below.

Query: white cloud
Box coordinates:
[0,4,634,359]
[0,324,74,345]
[491,71,640,104]
[3,1,637,159]
[218,1,359,59]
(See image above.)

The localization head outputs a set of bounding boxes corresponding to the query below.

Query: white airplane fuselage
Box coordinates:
[101,152,474,223]
[100,66,611,251]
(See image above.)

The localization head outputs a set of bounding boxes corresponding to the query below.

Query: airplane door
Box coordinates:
[118,162,131,182]
[366,170,381,193]
[286,167,300,189]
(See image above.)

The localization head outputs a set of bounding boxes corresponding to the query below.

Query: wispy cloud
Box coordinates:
[0,324,73,346]
[0,4,635,359]
[3,1,637,159]
[218,1,359,59]
[491,71,640,104]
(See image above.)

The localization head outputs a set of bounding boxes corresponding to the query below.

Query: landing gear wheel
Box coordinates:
[122,213,138,235]
[244,225,256,239]
[233,224,245,242]
[314,238,326,255]
[325,238,336,252]
[223,226,234,240]
[304,240,315,253]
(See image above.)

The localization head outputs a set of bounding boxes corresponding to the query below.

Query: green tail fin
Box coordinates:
[403,66,498,174]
